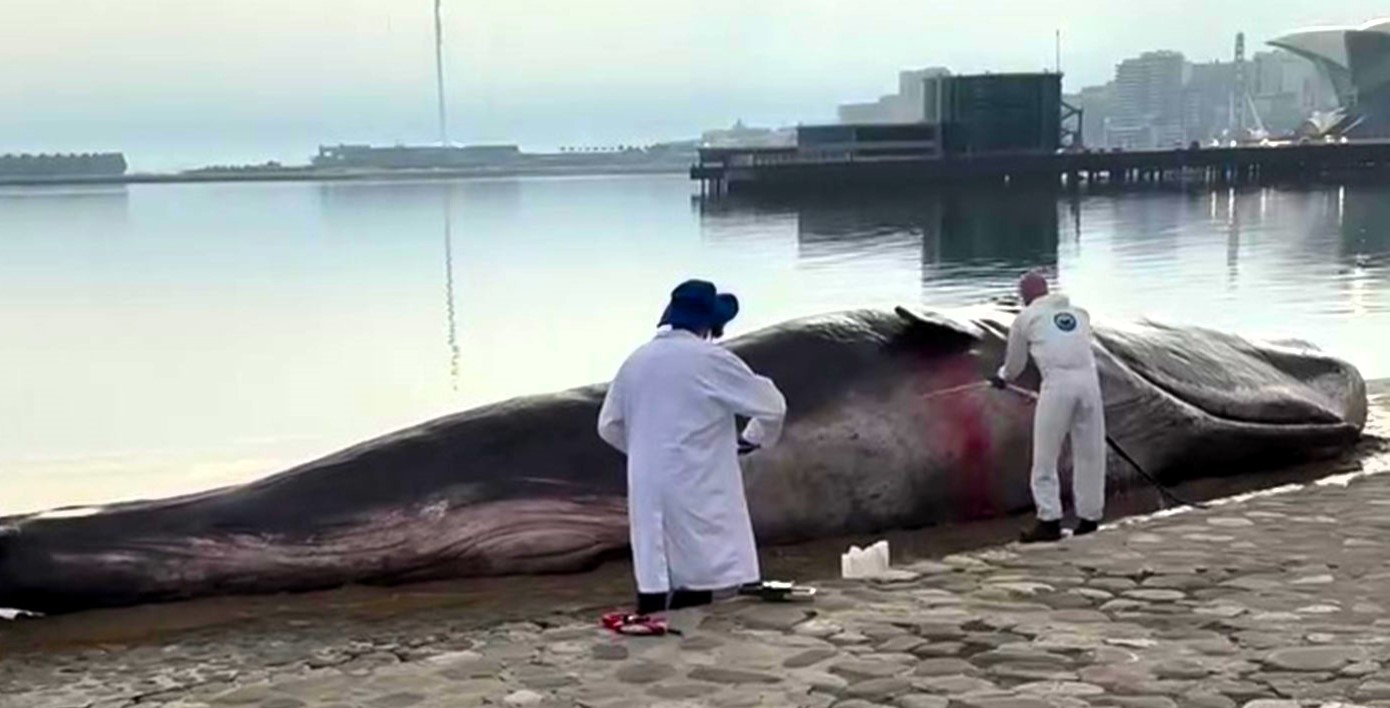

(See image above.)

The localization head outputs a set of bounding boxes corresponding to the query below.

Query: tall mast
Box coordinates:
[434,0,449,145]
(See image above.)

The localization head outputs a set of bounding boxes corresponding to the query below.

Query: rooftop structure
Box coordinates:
[1270,18,1390,136]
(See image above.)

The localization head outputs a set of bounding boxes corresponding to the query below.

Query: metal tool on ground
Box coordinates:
[737,580,817,602]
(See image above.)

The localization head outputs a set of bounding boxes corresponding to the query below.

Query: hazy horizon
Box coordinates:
[5,1,1389,170]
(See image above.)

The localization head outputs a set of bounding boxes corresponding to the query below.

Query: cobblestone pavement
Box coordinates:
[3,391,1388,708]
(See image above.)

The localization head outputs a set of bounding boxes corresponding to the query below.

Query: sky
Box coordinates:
[3,1,1388,170]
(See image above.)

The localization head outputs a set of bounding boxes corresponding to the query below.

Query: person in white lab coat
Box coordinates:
[991,271,1106,543]
[598,280,787,615]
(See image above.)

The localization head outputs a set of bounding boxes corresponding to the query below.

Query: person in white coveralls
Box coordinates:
[598,279,787,615]
[991,270,1107,543]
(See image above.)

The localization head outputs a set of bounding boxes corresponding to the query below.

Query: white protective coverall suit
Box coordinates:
[597,329,787,595]
[997,293,1107,522]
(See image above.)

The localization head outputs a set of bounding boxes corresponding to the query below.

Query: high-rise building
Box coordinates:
[1106,51,1188,148]
[1071,84,1114,147]
[1077,44,1333,147]
[1183,61,1238,144]
[837,68,951,124]
[1250,50,1333,133]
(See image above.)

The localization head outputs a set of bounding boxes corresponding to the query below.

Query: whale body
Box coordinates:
[0,306,1366,614]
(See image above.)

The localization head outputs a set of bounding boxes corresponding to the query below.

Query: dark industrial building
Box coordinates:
[782,72,1062,160]
[693,72,1068,192]
[795,123,943,158]
[939,73,1062,155]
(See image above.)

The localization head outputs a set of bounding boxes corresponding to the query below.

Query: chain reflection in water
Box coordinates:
[442,188,460,392]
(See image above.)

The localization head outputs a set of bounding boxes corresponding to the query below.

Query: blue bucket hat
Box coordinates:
[658,279,739,336]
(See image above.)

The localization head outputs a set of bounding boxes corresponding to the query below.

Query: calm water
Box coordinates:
[2,175,1388,516]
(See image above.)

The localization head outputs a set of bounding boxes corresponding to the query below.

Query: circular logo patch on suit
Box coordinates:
[1054,312,1078,332]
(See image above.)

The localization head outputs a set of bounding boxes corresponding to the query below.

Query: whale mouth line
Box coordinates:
[28,507,103,521]
[966,311,1349,431]
[1103,343,1354,433]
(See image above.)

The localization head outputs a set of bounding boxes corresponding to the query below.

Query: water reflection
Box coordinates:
[2,176,1389,515]
[0,185,129,223]
[1226,189,1241,289]
[0,186,130,267]
[315,180,534,396]
[1342,185,1390,258]
[696,186,1062,303]
[697,182,1390,373]
[1067,193,1082,246]
[316,178,522,224]
[441,188,460,392]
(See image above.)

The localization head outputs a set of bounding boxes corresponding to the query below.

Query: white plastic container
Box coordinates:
[840,539,891,578]
[840,545,861,578]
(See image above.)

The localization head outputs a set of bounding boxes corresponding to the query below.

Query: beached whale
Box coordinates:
[0,306,1366,614]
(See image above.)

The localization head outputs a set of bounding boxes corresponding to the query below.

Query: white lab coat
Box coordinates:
[998,293,1107,522]
[597,328,787,595]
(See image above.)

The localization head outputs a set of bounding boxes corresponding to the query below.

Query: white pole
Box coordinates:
[434,0,449,146]
[1055,29,1061,74]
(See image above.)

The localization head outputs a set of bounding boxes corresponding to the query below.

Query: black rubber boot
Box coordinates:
[1073,518,1100,536]
[1019,519,1063,544]
[668,589,714,610]
[636,592,669,615]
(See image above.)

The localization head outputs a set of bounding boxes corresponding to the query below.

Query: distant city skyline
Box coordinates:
[4,1,1389,169]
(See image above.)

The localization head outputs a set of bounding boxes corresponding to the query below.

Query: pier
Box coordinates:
[691,141,1390,195]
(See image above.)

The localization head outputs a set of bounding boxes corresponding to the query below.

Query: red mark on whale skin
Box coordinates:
[957,401,994,520]
[918,359,999,521]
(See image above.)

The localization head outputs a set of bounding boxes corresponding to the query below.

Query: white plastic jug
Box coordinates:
[868,540,890,572]
[840,545,863,578]
[840,539,891,578]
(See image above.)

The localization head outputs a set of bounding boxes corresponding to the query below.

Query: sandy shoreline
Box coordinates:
[1,382,1386,707]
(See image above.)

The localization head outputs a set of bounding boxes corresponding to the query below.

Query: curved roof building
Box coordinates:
[1270,18,1390,136]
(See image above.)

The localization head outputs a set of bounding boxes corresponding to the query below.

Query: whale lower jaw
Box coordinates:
[2,496,629,614]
